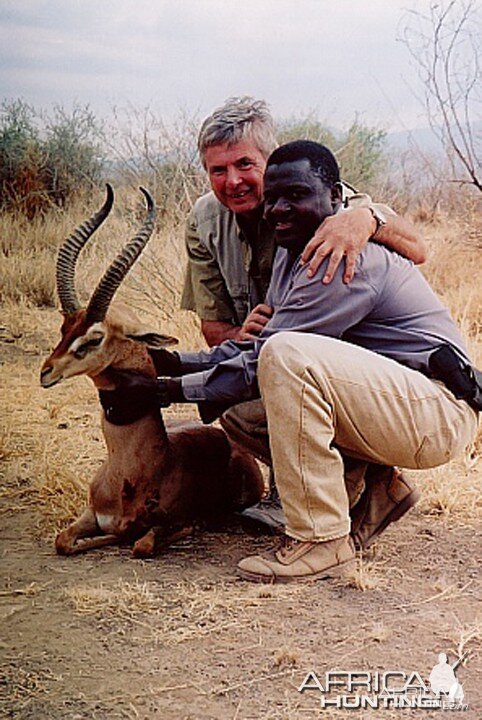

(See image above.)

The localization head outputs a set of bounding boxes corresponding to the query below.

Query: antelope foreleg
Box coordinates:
[132,525,193,558]
[55,507,118,556]
[61,534,120,555]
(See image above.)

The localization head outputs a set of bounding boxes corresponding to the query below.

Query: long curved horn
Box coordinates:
[56,184,114,315]
[85,188,156,324]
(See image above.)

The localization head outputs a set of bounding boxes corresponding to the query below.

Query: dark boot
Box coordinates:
[350,466,420,550]
[239,471,285,534]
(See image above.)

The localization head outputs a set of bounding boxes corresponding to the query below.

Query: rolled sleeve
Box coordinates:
[181,371,215,401]
[180,348,260,403]
[343,191,397,218]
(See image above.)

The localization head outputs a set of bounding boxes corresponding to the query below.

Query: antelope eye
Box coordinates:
[73,336,103,359]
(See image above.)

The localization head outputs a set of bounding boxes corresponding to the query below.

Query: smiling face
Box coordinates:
[203,139,267,216]
[263,159,341,254]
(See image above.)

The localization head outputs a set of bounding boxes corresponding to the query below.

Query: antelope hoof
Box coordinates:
[55,531,75,555]
[132,530,156,558]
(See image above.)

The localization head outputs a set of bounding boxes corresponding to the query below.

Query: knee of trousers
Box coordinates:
[221,399,267,437]
[259,332,344,388]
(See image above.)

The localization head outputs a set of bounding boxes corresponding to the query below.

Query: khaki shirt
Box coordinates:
[180,187,395,325]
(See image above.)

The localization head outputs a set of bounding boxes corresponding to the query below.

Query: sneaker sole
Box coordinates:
[353,487,421,551]
[236,556,356,584]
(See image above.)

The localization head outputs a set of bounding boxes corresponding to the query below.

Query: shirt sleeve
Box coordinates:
[178,340,255,373]
[178,339,260,402]
[180,211,237,323]
[179,257,379,404]
[343,190,397,218]
[260,258,379,342]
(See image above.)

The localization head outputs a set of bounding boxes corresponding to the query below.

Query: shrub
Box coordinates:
[43,105,104,207]
[277,114,337,148]
[0,100,104,218]
[336,121,386,189]
[277,114,386,190]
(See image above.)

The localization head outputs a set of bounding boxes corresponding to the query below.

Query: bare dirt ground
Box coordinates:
[1,320,481,720]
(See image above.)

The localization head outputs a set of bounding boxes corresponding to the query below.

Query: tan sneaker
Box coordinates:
[237,534,355,583]
[350,466,420,550]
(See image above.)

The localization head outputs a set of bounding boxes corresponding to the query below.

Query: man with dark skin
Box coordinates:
[235,142,477,580]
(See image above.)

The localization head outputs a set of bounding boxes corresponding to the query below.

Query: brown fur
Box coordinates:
[41,307,264,557]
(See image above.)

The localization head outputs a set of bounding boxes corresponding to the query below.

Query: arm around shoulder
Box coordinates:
[343,192,427,264]
[373,212,427,265]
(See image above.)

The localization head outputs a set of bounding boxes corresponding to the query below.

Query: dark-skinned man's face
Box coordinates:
[263,159,341,255]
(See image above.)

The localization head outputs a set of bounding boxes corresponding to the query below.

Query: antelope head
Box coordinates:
[40,185,177,390]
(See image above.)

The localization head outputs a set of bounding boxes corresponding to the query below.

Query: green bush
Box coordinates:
[0,100,104,217]
[277,114,386,190]
[277,114,338,148]
[0,101,387,219]
[43,105,104,207]
[337,121,386,189]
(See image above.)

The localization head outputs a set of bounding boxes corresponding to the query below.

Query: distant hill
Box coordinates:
[385,122,482,160]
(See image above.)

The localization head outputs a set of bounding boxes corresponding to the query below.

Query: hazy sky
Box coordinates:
[0,0,456,132]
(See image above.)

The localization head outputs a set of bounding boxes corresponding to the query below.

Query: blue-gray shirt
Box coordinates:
[179,243,470,403]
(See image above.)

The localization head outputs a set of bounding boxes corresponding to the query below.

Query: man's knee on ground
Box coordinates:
[221,400,271,466]
[221,399,267,436]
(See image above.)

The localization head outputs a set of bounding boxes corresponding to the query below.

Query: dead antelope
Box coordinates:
[40,185,263,557]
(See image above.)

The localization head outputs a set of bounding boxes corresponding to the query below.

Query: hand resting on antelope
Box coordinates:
[40,185,263,557]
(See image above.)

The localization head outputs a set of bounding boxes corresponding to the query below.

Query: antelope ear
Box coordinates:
[126,331,179,348]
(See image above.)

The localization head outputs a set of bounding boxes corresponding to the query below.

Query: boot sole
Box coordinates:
[236,556,356,584]
[237,513,285,536]
[237,505,286,536]
[353,487,421,551]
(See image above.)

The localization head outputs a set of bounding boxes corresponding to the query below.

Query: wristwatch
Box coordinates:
[369,206,388,239]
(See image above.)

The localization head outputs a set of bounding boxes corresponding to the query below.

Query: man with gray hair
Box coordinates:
[179,97,427,544]
[182,96,426,346]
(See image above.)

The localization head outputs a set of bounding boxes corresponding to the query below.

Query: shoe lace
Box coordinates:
[277,535,299,556]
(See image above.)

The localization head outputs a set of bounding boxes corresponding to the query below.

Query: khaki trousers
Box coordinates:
[256,333,478,543]
[221,400,369,506]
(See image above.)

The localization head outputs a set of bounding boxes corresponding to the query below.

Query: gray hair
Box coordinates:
[197,96,278,167]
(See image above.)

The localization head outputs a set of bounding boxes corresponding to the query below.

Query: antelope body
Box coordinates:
[41,186,263,557]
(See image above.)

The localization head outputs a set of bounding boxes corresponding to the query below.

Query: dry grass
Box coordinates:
[63,575,306,646]
[273,648,300,669]
[0,201,93,307]
[66,577,162,617]
[341,553,404,591]
[1,663,63,712]
[0,357,97,535]
[415,461,481,520]
[421,210,482,363]
[439,617,482,670]
[332,621,393,652]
